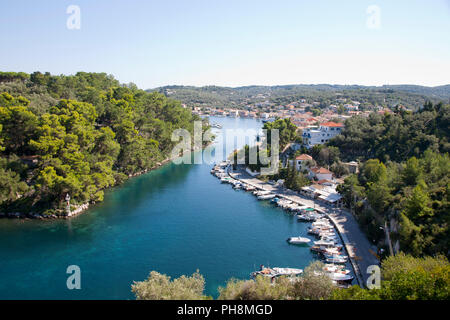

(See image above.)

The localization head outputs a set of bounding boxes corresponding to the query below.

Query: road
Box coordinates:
[228,166,380,287]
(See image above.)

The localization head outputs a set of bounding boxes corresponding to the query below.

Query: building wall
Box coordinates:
[302,126,342,148]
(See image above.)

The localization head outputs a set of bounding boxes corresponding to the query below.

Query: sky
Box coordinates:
[0,0,449,89]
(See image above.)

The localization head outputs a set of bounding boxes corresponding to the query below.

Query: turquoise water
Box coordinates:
[0,117,315,299]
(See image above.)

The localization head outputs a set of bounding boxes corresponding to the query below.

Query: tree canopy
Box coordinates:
[0,71,202,215]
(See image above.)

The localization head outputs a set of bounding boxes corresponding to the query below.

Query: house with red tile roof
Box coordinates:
[294,154,314,172]
[310,166,333,181]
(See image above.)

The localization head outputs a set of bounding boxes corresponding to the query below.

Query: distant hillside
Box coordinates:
[148,84,450,110]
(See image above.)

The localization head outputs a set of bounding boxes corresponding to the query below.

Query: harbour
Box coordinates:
[211,161,359,287]
[0,116,317,299]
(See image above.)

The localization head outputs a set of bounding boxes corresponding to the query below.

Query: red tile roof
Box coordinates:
[320,121,344,127]
[311,167,332,174]
[295,154,313,161]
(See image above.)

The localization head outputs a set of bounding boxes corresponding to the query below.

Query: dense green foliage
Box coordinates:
[132,270,209,300]
[330,102,449,256]
[283,162,310,191]
[0,71,202,215]
[218,261,334,300]
[132,254,449,300]
[153,84,449,110]
[328,102,449,163]
[231,118,300,173]
[263,118,301,150]
[337,150,449,256]
[132,261,335,300]
[332,253,450,300]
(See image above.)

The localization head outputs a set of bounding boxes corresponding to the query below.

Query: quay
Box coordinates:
[226,165,380,288]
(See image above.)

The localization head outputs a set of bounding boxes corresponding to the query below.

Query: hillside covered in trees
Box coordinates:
[0,71,202,217]
[328,103,449,257]
[151,84,450,110]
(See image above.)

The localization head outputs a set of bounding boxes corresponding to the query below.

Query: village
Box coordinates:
[188,96,400,132]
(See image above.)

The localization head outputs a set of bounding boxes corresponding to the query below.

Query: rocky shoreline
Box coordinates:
[0,203,90,220]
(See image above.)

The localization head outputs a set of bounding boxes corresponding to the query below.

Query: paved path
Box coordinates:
[228,166,380,287]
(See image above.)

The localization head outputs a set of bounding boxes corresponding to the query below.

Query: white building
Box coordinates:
[294,154,313,172]
[309,167,333,181]
[302,122,344,148]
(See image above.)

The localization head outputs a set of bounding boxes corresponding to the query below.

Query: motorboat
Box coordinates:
[271,197,280,204]
[258,193,276,200]
[251,266,303,279]
[244,185,256,191]
[255,190,271,196]
[325,255,348,264]
[297,214,315,222]
[272,267,303,277]
[314,240,339,247]
[328,272,354,283]
[323,264,351,275]
[287,236,311,244]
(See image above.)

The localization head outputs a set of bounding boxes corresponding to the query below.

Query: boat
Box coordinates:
[271,197,280,204]
[211,123,222,129]
[255,190,271,196]
[287,236,311,244]
[258,194,276,200]
[251,266,303,279]
[244,185,256,191]
[328,273,354,283]
[320,235,340,242]
[314,240,339,247]
[297,213,320,222]
[325,255,348,264]
[272,267,303,277]
[323,264,351,275]
[322,247,342,255]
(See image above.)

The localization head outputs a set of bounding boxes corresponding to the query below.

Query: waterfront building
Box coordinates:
[295,154,313,172]
[302,121,344,148]
[309,167,333,181]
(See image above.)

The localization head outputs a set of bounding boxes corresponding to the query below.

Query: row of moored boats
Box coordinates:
[212,162,353,286]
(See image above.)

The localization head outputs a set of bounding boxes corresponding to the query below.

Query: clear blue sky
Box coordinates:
[1,0,449,88]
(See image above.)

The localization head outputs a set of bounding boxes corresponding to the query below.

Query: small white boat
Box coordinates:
[255,190,271,196]
[272,267,303,276]
[251,266,303,279]
[328,273,354,282]
[258,194,276,200]
[314,240,338,247]
[325,255,348,264]
[287,236,311,244]
[323,264,351,275]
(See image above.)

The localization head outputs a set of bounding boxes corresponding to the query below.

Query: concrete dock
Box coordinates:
[227,166,380,287]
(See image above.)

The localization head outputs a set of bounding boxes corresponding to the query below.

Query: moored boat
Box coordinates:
[287,236,311,244]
